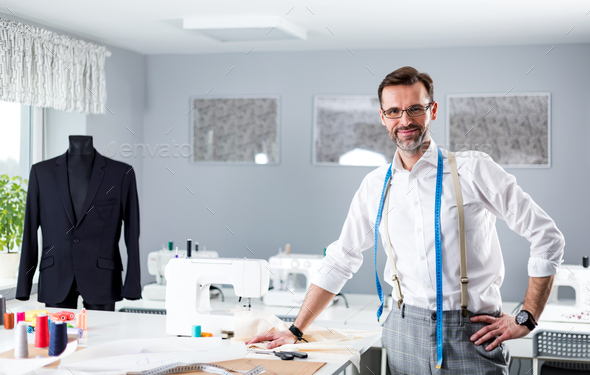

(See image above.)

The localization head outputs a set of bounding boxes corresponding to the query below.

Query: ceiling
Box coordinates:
[2,0,590,55]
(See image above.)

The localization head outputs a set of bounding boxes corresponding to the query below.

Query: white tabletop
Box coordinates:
[1,295,381,375]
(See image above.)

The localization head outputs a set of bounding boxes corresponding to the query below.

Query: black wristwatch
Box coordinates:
[515,310,538,331]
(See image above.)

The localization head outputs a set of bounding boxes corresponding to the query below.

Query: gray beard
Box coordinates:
[388,126,428,152]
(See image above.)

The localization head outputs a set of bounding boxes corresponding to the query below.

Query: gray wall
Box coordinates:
[144,44,590,302]
[44,108,86,159]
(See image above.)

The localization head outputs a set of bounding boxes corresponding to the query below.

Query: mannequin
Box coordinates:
[17,135,142,311]
[68,136,95,223]
[45,135,112,310]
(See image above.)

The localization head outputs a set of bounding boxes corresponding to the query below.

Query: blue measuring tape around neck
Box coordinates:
[373,147,445,368]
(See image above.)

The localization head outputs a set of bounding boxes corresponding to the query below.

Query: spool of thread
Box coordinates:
[201,332,213,337]
[67,327,83,339]
[583,256,589,268]
[16,312,25,324]
[187,239,192,258]
[0,295,5,325]
[191,325,201,337]
[48,321,67,356]
[285,243,291,255]
[4,312,14,329]
[27,325,35,334]
[14,321,29,358]
[168,241,173,251]
[76,309,87,330]
[34,314,50,348]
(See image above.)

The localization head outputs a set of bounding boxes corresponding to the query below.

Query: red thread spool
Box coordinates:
[3,312,14,329]
[35,314,50,348]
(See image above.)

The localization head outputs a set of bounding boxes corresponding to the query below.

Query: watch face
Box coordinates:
[516,311,528,324]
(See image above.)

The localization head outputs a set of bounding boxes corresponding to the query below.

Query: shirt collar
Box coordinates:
[391,139,438,172]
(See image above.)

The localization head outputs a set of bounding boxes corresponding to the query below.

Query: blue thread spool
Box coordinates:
[48,321,67,356]
[191,325,201,337]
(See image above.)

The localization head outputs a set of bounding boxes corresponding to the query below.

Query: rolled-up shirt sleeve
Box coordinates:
[311,174,377,294]
[467,153,565,277]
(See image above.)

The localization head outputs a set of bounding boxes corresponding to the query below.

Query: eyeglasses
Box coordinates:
[381,103,433,119]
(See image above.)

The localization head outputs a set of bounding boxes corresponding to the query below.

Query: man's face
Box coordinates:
[379,82,438,152]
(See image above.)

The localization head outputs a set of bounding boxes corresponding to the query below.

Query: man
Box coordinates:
[246,67,565,374]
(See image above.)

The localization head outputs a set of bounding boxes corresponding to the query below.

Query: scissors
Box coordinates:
[253,351,308,360]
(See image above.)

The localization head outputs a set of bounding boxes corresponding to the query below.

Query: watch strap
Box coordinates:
[518,310,538,331]
[288,324,308,343]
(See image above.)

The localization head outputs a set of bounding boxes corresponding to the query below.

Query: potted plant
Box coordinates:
[0,174,28,278]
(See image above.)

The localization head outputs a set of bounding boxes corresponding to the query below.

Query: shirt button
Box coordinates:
[420,256,425,261]
[411,175,416,179]
[414,201,419,206]
[424,284,430,289]
[73,238,80,243]
[431,303,436,309]
[417,228,422,233]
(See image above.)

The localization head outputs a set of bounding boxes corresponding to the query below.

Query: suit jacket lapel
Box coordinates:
[76,150,106,228]
[54,152,76,228]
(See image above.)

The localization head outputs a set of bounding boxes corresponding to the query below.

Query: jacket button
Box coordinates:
[431,312,437,320]
[74,238,80,243]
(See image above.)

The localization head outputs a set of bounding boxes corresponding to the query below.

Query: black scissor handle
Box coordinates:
[274,352,294,360]
[288,352,308,359]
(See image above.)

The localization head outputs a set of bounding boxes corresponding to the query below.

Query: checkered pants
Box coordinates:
[382,303,510,374]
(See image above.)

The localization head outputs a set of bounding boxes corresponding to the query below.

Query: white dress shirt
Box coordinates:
[311,140,565,314]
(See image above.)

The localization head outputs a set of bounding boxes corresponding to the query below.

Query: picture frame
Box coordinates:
[189,96,280,164]
[447,93,550,168]
[313,95,393,166]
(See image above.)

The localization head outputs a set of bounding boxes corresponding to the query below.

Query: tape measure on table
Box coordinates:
[126,363,265,375]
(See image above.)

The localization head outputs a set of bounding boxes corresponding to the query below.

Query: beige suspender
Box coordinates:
[382,185,403,309]
[448,152,469,317]
[382,151,468,315]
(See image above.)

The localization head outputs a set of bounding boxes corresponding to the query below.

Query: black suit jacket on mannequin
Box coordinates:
[16,150,142,304]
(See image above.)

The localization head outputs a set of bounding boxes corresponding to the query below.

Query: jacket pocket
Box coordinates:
[94,199,117,207]
[40,256,54,270]
[97,257,122,271]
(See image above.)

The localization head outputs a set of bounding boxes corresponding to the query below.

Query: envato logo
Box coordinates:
[103,141,194,158]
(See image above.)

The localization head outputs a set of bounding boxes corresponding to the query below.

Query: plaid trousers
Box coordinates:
[382,303,510,374]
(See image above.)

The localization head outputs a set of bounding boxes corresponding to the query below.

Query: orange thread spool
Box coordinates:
[3,312,14,329]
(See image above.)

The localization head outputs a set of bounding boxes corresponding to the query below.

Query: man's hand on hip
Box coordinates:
[469,312,531,351]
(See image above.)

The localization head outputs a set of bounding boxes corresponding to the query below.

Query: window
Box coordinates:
[0,101,32,179]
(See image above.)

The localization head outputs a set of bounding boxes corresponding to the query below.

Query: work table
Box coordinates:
[1,294,381,375]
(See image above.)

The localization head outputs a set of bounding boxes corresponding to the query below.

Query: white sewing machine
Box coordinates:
[548,263,590,307]
[165,258,270,336]
[264,253,330,307]
[143,248,219,301]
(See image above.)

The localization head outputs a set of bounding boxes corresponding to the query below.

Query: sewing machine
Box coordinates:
[165,258,270,336]
[264,253,331,307]
[143,248,219,301]
[548,263,590,307]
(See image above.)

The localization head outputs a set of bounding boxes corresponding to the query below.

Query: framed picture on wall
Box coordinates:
[189,96,280,164]
[447,93,550,168]
[313,95,393,166]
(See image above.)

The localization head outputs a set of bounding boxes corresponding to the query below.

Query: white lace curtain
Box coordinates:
[0,18,111,114]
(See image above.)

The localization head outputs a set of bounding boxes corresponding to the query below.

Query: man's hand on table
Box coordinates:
[245,330,298,349]
[470,312,531,351]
